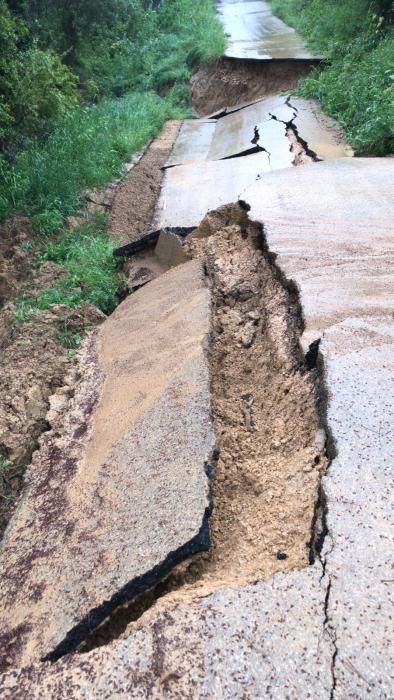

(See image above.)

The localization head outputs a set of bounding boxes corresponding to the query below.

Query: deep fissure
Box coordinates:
[77,202,331,655]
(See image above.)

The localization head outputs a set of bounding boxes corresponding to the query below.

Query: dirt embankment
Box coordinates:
[192,57,317,116]
[0,216,106,535]
[110,121,180,246]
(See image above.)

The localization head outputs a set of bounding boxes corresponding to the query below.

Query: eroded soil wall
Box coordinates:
[192,58,319,116]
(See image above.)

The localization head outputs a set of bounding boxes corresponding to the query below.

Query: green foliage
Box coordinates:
[1,90,185,225]
[58,321,82,349]
[2,0,225,320]
[0,1,79,146]
[30,216,122,315]
[1,0,224,223]
[268,0,393,154]
[302,37,394,155]
[16,48,79,134]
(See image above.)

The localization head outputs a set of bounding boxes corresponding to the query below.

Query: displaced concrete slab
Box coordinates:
[154,230,189,267]
[0,259,215,669]
[156,160,393,342]
[164,120,216,168]
[218,0,320,60]
[153,152,272,230]
[1,321,393,698]
[0,160,393,697]
[155,95,353,183]
[290,97,354,159]
[0,567,333,698]
[207,95,295,166]
[247,158,394,345]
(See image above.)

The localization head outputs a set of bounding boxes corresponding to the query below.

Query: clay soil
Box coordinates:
[167,205,327,591]
[192,57,318,116]
[0,216,106,537]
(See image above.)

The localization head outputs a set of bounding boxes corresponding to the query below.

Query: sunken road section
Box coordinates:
[0,259,215,670]
[0,160,393,697]
[76,203,328,652]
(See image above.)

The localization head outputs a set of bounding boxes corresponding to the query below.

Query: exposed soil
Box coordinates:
[110,121,181,246]
[287,125,314,165]
[192,57,318,116]
[0,298,105,537]
[0,216,36,307]
[0,234,106,538]
[80,203,328,651]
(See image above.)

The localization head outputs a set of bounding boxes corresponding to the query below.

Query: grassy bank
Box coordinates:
[269,0,393,155]
[0,0,225,315]
[0,91,184,226]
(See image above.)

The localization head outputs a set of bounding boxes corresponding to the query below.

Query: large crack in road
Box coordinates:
[78,202,329,653]
[0,2,392,696]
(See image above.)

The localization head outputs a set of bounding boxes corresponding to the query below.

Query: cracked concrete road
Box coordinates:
[159,95,351,178]
[0,0,392,693]
[1,158,392,698]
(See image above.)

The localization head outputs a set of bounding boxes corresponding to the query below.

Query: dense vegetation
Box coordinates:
[0,0,225,314]
[269,0,393,154]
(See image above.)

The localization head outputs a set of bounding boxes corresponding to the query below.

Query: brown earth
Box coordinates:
[191,57,317,116]
[0,298,105,537]
[110,120,181,246]
[0,216,36,306]
[0,252,106,537]
[80,204,328,650]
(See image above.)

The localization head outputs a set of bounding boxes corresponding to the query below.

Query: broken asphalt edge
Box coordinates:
[45,447,219,664]
[113,227,195,257]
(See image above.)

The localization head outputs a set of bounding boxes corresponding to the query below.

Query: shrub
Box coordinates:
[268,0,394,154]
[15,48,79,138]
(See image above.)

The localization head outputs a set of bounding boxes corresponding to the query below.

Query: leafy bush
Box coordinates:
[0,2,79,146]
[268,0,393,154]
[16,48,79,136]
[302,36,394,155]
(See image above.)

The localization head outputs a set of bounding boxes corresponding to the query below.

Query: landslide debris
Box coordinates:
[172,203,328,590]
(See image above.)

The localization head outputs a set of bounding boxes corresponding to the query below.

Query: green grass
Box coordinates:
[1,0,225,325]
[268,0,394,155]
[0,0,225,225]
[16,215,123,317]
[0,90,185,224]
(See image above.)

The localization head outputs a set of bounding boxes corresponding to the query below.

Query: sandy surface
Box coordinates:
[110,121,180,246]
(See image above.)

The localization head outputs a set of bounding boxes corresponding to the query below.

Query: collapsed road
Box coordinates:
[0,0,393,698]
